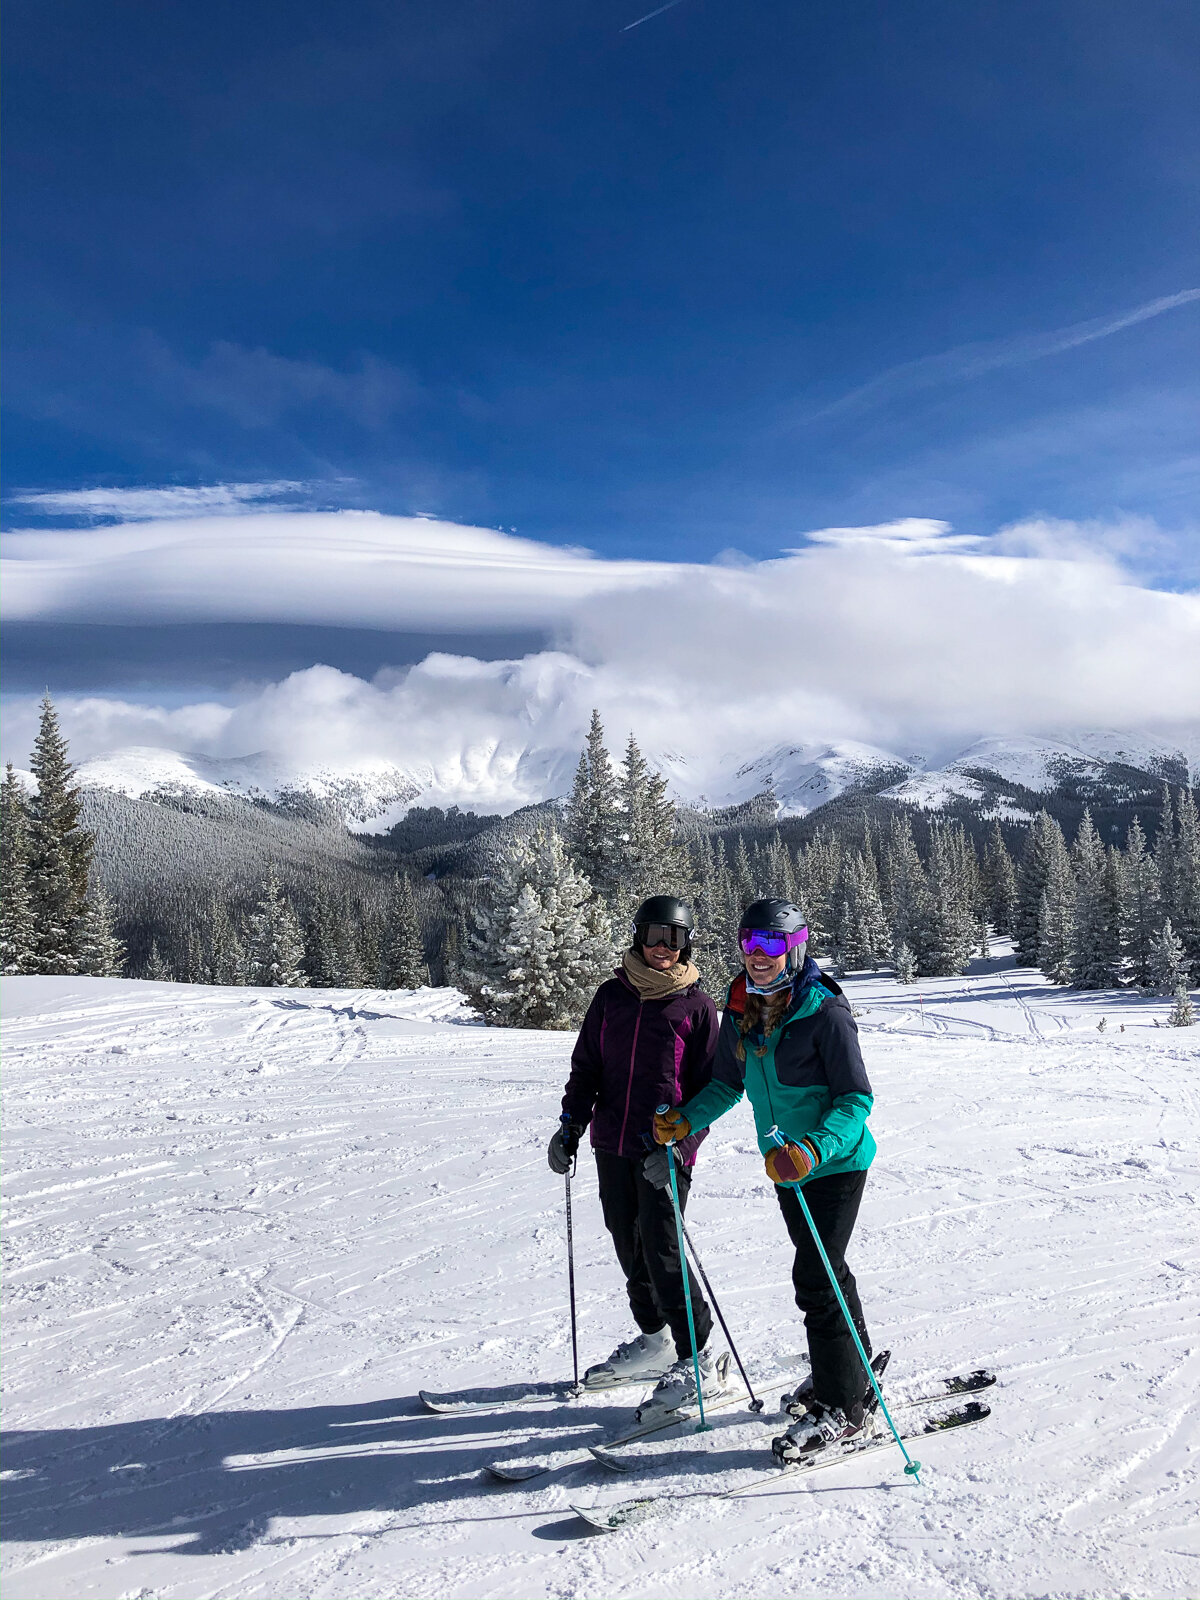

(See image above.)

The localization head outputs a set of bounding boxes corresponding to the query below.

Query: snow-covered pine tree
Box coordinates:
[25,695,94,974]
[832,850,890,971]
[915,822,977,977]
[894,940,917,983]
[246,872,308,987]
[983,822,1018,937]
[730,834,757,912]
[1167,984,1196,1027]
[1154,785,1177,925]
[1070,809,1121,989]
[76,885,125,976]
[1121,818,1161,988]
[461,824,614,1028]
[1037,832,1076,984]
[882,815,929,963]
[611,734,689,922]
[1149,918,1188,997]
[143,940,172,980]
[206,897,247,985]
[1013,811,1066,967]
[795,829,842,960]
[1,764,37,974]
[384,874,428,989]
[565,709,621,898]
[1168,786,1200,979]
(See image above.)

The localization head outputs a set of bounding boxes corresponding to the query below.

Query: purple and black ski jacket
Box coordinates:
[561,969,720,1166]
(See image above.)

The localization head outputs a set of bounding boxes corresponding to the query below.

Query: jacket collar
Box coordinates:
[725,956,835,1017]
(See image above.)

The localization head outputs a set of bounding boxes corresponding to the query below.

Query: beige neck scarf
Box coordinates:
[621,948,701,1000]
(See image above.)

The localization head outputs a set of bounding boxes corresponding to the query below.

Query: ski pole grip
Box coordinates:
[765,1124,788,1149]
[655,1104,675,1147]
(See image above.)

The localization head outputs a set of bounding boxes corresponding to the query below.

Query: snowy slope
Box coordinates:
[3,967,1197,1600]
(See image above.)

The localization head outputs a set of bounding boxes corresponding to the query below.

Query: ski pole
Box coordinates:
[656,1105,711,1432]
[766,1125,921,1484]
[676,1210,763,1413]
[562,1122,582,1397]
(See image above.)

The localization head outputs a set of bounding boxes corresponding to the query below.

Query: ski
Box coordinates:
[419,1367,649,1413]
[485,1353,783,1483]
[571,1399,992,1531]
[590,1366,994,1473]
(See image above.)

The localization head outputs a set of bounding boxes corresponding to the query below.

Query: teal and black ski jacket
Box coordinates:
[674,960,875,1184]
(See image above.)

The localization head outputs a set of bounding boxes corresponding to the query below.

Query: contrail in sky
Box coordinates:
[805,286,1200,423]
[623,0,688,31]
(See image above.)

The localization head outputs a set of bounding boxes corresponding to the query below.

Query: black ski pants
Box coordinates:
[775,1168,872,1416]
[594,1151,713,1362]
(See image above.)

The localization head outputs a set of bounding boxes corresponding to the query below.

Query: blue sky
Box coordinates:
[2,0,1198,735]
[6,0,1199,552]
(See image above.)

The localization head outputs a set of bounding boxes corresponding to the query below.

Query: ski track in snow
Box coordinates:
[2,962,1197,1599]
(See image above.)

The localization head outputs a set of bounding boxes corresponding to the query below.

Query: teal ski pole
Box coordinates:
[766,1125,921,1484]
[656,1105,711,1432]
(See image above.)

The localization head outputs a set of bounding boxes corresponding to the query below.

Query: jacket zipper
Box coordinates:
[617,1003,644,1155]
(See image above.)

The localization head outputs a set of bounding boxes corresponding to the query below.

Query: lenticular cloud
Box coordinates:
[1,508,1197,773]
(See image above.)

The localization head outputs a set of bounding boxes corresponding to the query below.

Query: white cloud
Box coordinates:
[8,481,311,522]
[2,508,1197,785]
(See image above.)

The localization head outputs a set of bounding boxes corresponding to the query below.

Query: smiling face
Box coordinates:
[642,939,682,971]
[743,945,787,986]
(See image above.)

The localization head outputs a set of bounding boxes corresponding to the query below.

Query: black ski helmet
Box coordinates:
[632,894,695,956]
[738,898,809,970]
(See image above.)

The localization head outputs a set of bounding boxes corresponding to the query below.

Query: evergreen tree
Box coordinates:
[1167,984,1196,1027]
[730,834,757,913]
[894,941,916,984]
[1013,811,1066,967]
[1154,785,1177,924]
[1121,818,1161,988]
[25,695,94,973]
[1037,829,1076,984]
[915,823,977,977]
[832,850,891,971]
[144,940,172,980]
[1070,809,1121,989]
[690,833,737,995]
[1168,787,1200,978]
[76,885,125,976]
[358,914,383,988]
[612,734,688,921]
[983,822,1018,937]
[882,816,929,962]
[564,709,621,899]
[206,897,247,985]
[384,874,429,989]
[461,825,614,1029]
[439,918,463,988]
[246,872,308,987]
[1,765,37,974]
[1149,918,1188,997]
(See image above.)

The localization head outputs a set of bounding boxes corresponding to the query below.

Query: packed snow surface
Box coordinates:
[3,963,1198,1600]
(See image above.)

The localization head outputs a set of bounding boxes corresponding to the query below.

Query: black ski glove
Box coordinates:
[641,1143,680,1190]
[548,1119,584,1174]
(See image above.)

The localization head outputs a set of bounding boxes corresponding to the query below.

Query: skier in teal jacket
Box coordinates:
[653,898,876,1461]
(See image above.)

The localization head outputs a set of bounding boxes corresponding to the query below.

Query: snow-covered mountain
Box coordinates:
[71,725,1199,832]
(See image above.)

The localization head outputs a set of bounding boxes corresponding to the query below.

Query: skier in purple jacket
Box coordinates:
[548,895,722,1406]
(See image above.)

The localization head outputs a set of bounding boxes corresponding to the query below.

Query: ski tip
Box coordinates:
[571,1497,659,1532]
[484,1462,548,1482]
[588,1446,631,1473]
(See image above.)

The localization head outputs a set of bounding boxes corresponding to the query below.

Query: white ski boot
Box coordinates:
[583,1326,673,1390]
[634,1346,727,1421]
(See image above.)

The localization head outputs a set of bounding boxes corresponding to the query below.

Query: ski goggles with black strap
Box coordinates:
[637,922,689,950]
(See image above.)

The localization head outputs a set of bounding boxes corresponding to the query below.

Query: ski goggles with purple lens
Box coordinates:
[738,926,808,959]
[638,922,689,950]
